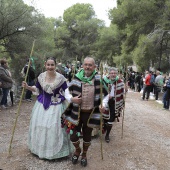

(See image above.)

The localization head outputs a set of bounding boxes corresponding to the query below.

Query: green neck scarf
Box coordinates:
[104,76,119,84]
[103,76,119,92]
[76,69,97,84]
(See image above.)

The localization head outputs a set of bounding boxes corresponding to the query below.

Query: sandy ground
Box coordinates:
[0,90,170,170]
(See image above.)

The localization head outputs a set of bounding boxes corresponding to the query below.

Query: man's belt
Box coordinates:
[81,109,93,113]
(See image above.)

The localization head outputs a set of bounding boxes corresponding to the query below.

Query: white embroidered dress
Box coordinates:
[28,71,73,159]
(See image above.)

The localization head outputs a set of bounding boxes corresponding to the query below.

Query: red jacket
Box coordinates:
[145,74,151,85]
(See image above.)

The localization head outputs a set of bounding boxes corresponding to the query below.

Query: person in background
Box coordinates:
[163,73,170,110]
[64,65,69,78]
[24,59,35,102]
[154,71,164,100]
[68,65,76,82]
[140,74,144,90]
[142,71,151,101]
[0,59,13,109]
[134,72,141,92]
[129,72,135,90]
[6,68,14,106]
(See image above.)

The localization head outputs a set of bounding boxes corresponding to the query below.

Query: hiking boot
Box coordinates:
[81,157,87,167]
[71,154,79,164]
[1,105,8,109]
[105,135,110,143]
[5,104,11,107]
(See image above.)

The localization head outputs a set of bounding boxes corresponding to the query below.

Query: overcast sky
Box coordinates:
[23,0,117,26]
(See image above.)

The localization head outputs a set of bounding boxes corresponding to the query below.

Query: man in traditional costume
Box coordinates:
[63,57,107,167]
[102,68,124,143]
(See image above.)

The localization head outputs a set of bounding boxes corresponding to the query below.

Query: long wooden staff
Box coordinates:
[99,62,104,160]
[121,64,128,139]
[8,40,36,155]
[72,56,77,79]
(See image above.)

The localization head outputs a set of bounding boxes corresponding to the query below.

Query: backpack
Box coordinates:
[150,75,155,85]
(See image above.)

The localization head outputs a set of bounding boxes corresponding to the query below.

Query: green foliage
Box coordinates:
[94,26,116,64]
[108,0,170,72]
[54,3,104,62]
[0,0,57,79]
[63,3,95,25]
[2,0,170,77]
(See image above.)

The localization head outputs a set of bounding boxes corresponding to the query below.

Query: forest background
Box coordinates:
[1,0,170,82]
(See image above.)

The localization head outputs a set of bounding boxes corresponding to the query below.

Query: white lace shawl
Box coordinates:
[32,71,66,95]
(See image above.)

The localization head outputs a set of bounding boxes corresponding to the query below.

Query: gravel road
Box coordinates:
[0,91,170,170]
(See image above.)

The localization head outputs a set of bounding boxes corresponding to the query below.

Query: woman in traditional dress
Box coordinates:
[22,57,73,160]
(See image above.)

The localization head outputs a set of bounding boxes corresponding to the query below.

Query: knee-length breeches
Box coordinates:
[70,111,93,142]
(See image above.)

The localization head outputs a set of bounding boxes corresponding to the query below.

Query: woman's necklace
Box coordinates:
[47,76,53,81]
[46,72,56,81]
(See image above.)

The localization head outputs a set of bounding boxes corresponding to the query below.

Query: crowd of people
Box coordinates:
[128,69,170,110]
[1,56,170,168]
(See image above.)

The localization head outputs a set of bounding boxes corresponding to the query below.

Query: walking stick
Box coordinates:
[72,56,77,79]
[121,96,125,139]
[8,40,36,155]
[121,65,128,139]
[99,62,104,160]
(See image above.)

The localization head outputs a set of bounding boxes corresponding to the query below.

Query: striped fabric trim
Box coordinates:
[73,103,79,107]
[94,94,100,101]
[95,75,101,80]
[107,122,113,125]
[72,90,81,95]
[64,74,108,128]
[90,113,101,120]
[69,79,82,87]
[65,116,79,125]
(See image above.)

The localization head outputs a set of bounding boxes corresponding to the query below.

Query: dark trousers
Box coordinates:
[103,98,115,137]
[163,91,169,109]
[25,80,35,99]
[1,88,10,105]
[155,86,161,100]
[143,85,151,100]
[70,111,93,143]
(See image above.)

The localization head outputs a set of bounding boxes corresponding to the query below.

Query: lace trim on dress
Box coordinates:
[38,71,66,94]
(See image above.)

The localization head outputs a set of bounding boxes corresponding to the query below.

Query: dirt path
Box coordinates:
[0,91,170,170]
